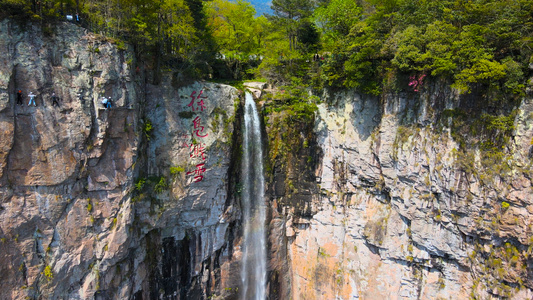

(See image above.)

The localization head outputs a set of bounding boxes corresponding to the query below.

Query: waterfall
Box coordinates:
[241,92,267,300]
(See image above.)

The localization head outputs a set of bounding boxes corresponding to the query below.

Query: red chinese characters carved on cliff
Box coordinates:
[189,143,207,161]
[187,163,206,182]
[185,88,209,182]
[192,116,208,138]
[187,90,207,112]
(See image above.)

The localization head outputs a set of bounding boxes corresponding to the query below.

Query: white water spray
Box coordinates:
[241,92,267,300]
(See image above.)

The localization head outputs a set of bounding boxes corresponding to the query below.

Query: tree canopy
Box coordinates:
[206,0,267,58]
[312,0,533,95]
[1,0,531,96]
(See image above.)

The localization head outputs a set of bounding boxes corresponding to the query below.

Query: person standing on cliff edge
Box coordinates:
[16,90,23,105]
[28,92,36,106]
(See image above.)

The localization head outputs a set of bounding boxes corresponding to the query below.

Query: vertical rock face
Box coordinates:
[3,19,533,300]
[0,20,241,299]
[266,85,533,299]
[0,19,141,300]
[137,80,240,299]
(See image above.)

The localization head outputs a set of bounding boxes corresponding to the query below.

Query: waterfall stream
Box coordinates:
[241,92,267,300]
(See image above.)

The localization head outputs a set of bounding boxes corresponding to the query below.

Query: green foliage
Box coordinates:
[115,40,127,51]
[3,0,530,106]
[265,81,318,124]
[86,198,92,213]
[469,239,524,299]
[135,178,146,191]
[206,0,269,79]
[318,247,329,257]
[252,0,321,82]
[391,22,457,75]
[501,201,510,210]
[453,58,506,93]
[133,175,170,199]
[296,20,320,53]
[154,177,168,194]
[313,0,362,49]
[88,46,100,54]
[476,111,516,153]
[207,0,266,56]
[270,0,315,51]
[0,0,219,81]
[440,106,515,185]
[142,119,154,140]
[0,0,66,21]
[43,265,53,280]
[170,166,185,175]
[437,276,446,290]
[306,0,533,95]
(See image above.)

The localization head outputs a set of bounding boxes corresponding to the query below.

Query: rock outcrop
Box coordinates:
[265,82,533,299]
[0,20,242,300]
[0,19,143,300]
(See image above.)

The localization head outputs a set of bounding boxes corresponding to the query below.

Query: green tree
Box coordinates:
[313,0,362,50]
[207,0,266,56]
[270,0,315,51]
[207,0,269,78]
[307,0,533,96]
[296,20,319,53]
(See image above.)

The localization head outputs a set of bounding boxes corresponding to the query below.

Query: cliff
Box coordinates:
[265,82,533,299]
[0,20,242,299]
[1,19,533,300]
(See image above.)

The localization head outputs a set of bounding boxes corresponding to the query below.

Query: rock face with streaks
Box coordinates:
[264,81,533,299]
[0,20,243,300]
[0,19,142,300]
[2,18,533,300]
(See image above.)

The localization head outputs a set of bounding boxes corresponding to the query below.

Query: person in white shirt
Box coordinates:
[28,92,36,106]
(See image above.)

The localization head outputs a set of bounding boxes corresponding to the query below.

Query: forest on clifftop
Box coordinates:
[1,0,532,101]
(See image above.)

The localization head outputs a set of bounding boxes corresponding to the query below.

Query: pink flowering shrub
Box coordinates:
[408,74,426,92]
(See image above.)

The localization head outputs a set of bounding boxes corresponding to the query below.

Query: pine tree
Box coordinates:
[270,0,315,50]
